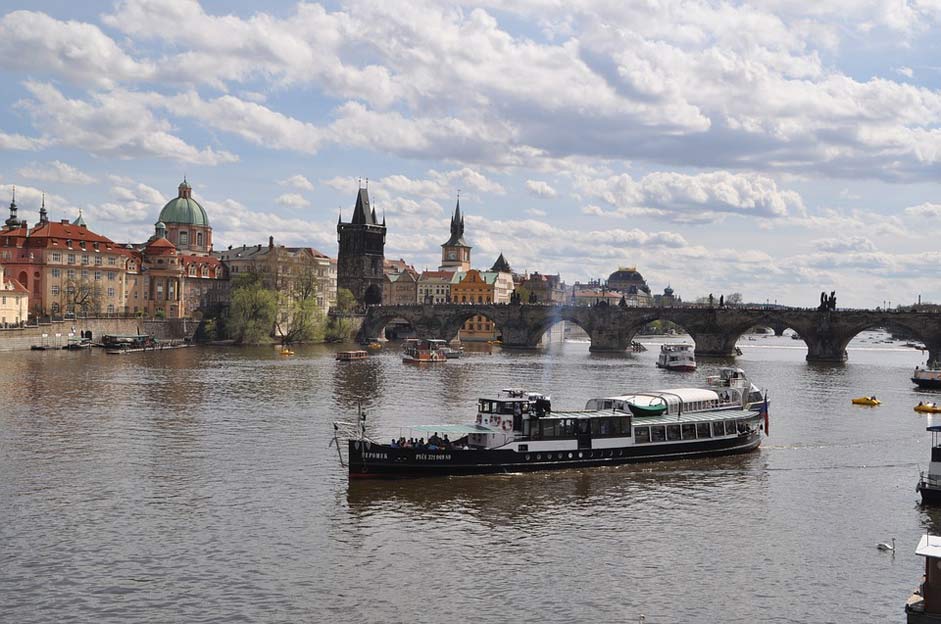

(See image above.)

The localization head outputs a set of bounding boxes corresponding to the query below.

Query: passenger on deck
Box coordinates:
[443,434,451,448]
[390,438,399,448]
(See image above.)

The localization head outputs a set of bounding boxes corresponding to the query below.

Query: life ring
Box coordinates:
[502,420,512,432]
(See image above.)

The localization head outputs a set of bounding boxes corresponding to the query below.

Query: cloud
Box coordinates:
[279,175,314,191]
[17,82,238,165]
[0,10,154,88]
[896,66,914,78]
[811,236,878,253]
[376,168,504,200]
[276,193,311,208]
[18,161,96,185]
[0,131,47,151]
[905,202,941,218]
[578,170,805,222]
[525,180,557,199]
[526,207,547,217]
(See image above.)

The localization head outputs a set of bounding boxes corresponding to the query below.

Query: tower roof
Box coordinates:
[491,252,511,273]
[442,198,469,247]
[72,209,87,227]
[158,179,209,226]
[351,187,376,225]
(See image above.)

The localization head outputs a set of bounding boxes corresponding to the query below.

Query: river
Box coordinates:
[1,331,937,623]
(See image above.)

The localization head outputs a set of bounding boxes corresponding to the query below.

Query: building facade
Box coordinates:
[0,262,28,326]
[2,195,132,317]
[337,187,386,306]
[418,270,454,303]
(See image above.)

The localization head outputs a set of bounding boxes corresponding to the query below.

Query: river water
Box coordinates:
[1,331,938,623]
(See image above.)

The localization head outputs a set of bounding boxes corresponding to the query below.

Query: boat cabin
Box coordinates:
[585,388,741,415]
[336,350,368,361]
[907,535,941,621]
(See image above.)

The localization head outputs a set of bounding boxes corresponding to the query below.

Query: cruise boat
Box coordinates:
[914,364,941,389]
[337,375,768,478]
[918,420,941,505]
[402,338,447,364]
[656,344,696,371]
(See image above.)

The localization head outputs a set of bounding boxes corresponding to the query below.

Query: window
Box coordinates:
[95,256,102,266]
[107,288,115,297]
[666,425,681,441]
[727,421,738,434]
[713,422,726,437]
[649,426,665,442]
[197,232,203,247]
[107,271,116,281]
[94,271,101,281]
[81,270,89,279]
[67,254,75,265]
[179,231,189,247]
[52,302,59,313]
[107,304,114,313]
[540,420,558,439]
[696,423,712,438]
[51,252,61,262]
[67,269,75,279]
[108,256,116,265]
[51,285,60,295]
[51,268,60,278]
[81,255,89,265]
[681,424,697,439]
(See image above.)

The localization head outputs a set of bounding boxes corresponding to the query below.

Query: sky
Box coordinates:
[1,0,941,307]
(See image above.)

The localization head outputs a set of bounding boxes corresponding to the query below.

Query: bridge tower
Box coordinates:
[337,184,386,306]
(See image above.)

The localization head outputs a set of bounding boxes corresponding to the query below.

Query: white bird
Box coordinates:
[877,538,896,551]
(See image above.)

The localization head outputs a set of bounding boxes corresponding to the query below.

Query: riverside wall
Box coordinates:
[0,318,200,352]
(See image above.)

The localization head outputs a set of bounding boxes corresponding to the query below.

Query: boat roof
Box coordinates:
[599,388,721,405]
[552,407,757,424]
[410,424,501,435]
[917,535,941,559]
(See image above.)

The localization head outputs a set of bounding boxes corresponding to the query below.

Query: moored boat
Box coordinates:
[918,421,941,505]
[656,344,696,371]
[905,535,941,622]
[338,378,769,478]
[402,338,447,364]
[336,350,368,361]
[914,364,941,389]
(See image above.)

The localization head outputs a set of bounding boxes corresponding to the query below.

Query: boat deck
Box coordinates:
[550,407,760,424]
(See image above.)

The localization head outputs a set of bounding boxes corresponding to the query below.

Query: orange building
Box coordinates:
[451,269,498,341]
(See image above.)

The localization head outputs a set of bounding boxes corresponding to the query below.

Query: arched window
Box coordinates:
[197,232,203,247]
[179,231,189,248]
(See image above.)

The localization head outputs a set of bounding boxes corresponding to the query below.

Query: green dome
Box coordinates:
[159,197,209,226]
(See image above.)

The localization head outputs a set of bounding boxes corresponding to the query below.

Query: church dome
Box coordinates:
[158,180,209,226]
[608,266,644,283]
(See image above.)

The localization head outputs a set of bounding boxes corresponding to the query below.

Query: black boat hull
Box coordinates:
[913,377,941,389]
[348,432,762,478]
[919,481,941,505]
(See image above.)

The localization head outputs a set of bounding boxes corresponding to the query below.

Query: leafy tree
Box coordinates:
[326,287,357,342]
[227,276,278,344]
[335,287,356,314]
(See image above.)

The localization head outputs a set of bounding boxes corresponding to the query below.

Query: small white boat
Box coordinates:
[656,344,696,372]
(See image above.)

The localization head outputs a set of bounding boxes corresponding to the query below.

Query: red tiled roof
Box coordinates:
[145,237,177,255]
[420,270,454,279]
[2,277,28,294]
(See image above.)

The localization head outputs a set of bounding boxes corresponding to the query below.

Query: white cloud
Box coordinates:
[578,170,805,222]
[525,180,557,199]
[18,161,96,185]
[812,236,878,253]
[896,66,914,78]
[17,82,237,165]
[0,10,154,88]
[276,193,311,208]
[526,207,547,217]
[279,175,314,191]
[0,131,47,151]
[905,202,941,218]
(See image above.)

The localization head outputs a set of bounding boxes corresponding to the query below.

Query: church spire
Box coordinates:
[4,185,18,229]
[351,186,373,225]
[39,193,47,225]
[442,195,467,247]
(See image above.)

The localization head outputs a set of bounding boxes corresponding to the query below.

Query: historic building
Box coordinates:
[218,237,335,324]
[1,193,132,317]
[383,271,418,305]
[418,270,454,303]
[337,186,386,306]
[439,199,471,272]
[450,261,514,341]
[157,179,212,255]
[519,272,566,303]
[0,261,28,327]
[653,285,681,306]
[130,181,226,318]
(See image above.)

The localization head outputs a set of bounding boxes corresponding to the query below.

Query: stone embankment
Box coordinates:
[0,318,199,352]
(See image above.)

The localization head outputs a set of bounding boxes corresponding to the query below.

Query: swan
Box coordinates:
[877,538,896,551]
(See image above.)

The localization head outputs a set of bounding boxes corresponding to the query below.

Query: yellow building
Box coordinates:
[0,262,28,327]
[451,269,497,341]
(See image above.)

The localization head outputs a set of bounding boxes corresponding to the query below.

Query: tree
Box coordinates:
[226,275,278,344]
[274,265,327,344]
[326,287,357,342]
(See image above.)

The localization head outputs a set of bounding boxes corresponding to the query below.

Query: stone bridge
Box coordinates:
[359,304,941,363]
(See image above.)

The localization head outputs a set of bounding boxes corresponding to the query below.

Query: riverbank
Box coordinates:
[0,318,199,351]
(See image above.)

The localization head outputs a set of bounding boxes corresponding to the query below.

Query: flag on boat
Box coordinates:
[759,393,770,436]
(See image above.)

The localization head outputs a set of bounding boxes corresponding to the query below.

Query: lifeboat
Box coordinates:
[915,402,941,413]
[851,396,881,406]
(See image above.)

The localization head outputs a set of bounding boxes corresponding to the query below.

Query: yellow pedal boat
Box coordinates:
[280,348,295,356]
[852,396,881,406]
[915,402,941,413]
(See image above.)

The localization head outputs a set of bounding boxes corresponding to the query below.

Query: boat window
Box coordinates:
[727,420,738,434]
[650,426,666,442]
[681,424,697,439]
[603,400,613,410]
[560,420,575,437]
[577,419,590,435]
[667,425,681,441]
[498,402,518,415]
[479,400,492,413]
[541,420,558,438]
[620,417,632,436]
[713,421,725,436]
[635,426,650,443]
[696,423,711,438]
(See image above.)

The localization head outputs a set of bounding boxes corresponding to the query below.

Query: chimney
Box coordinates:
[269,235,274,249]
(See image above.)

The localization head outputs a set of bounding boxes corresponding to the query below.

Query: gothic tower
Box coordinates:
[337,185,386,305]
[439,197,471,272]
